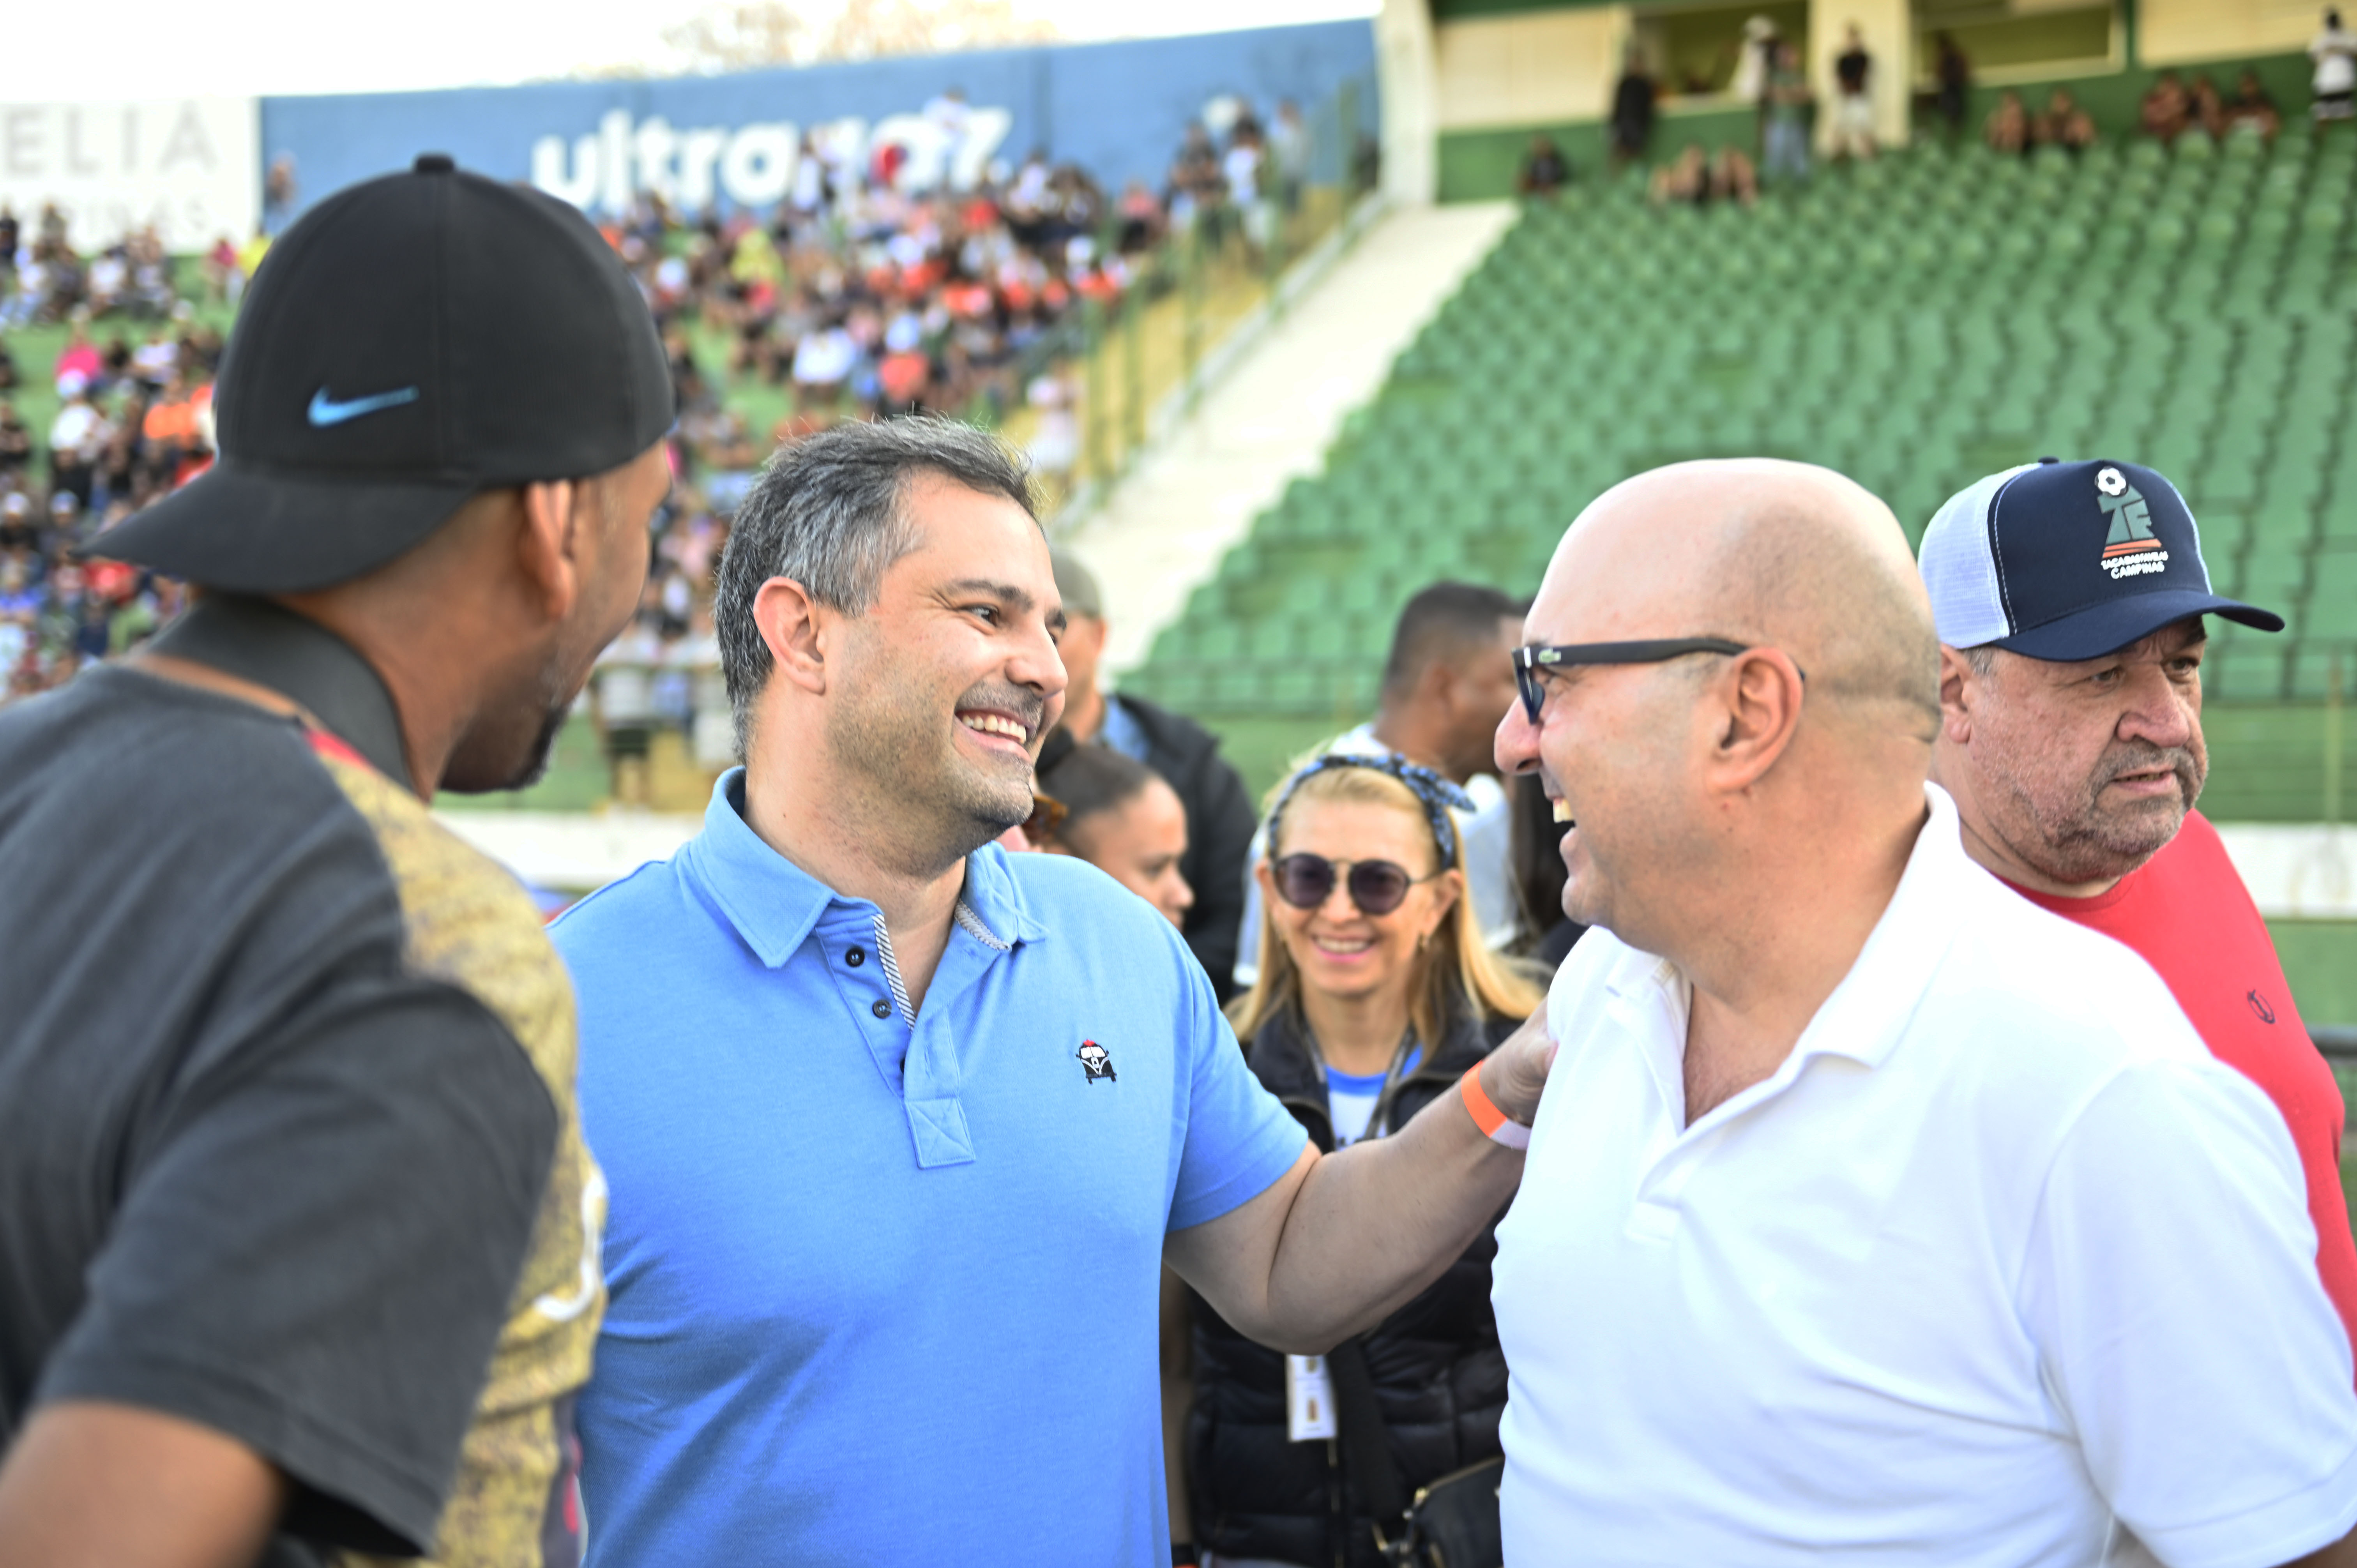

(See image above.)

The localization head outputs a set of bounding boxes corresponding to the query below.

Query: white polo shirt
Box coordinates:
[1493,785,2357,1568]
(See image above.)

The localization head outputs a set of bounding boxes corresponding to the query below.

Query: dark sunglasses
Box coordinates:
[1514,638,1800,725]
[1271,853,1440,916]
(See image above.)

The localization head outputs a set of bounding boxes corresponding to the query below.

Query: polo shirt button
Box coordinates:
[871,998,892,1019]
[846,946,866,968]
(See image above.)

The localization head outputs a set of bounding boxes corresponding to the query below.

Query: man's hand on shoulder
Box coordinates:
[1479,1008,1559,1132]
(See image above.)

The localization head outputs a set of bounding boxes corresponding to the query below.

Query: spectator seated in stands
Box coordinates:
[0,401,29,475]
[2034,89,2099,152]
[2225,69,2284,141]
[2140,71,2193,143]
[1985,90,2031,155]
[2188,73,2228,141]
[1649,145,1758,208]
[1517,135,1572,198]
[1034,740,1194,932]
[1611,47,1657,169]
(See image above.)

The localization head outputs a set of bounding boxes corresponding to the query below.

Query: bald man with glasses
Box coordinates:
[1488,458,2357,1567]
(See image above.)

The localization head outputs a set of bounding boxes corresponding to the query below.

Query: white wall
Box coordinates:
[0,98,257,252]
[1432,5,1633,130]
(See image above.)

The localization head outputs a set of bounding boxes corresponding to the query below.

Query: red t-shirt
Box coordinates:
[2007,810,2357,1368]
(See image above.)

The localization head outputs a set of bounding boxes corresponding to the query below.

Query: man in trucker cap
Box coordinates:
[1919,456,2357,1366]
[0,154,672,1567]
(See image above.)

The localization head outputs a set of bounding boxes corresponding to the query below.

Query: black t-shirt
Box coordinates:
[1838,47,1871,94]
[0,599,589,1563]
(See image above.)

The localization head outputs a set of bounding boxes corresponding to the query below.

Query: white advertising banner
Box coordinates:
[0,97,258,254]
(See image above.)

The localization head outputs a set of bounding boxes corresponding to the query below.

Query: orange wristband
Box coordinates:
[1460,1065,1531,1151]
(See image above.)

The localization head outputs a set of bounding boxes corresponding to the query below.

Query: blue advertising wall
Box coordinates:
[259,20,1376,221]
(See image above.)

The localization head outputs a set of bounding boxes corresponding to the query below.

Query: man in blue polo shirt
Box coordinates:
[553,417,1551,1566]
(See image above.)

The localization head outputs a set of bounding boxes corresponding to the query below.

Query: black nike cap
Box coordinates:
[94,153,674,593]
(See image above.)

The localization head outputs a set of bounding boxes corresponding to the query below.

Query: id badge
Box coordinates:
[1286,1353,1338,1442]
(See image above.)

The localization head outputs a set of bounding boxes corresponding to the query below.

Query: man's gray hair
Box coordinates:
[714,416,1037,756]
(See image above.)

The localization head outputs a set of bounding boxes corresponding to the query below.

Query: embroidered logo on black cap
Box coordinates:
[1076,1041,1117,1084]
[2096,467,2169,579]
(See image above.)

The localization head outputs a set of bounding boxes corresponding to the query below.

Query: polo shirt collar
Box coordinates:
[1781,783,1971,1072]
[1604,782,1972,1076]
[684,768,1048,969]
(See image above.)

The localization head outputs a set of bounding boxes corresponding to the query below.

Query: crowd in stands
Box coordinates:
[0,95,1317,720]
[1509,11,2343,212]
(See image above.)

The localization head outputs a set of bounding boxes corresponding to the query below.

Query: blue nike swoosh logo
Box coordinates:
[307,385,420,427]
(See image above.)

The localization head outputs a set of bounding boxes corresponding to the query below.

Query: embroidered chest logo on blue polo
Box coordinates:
[1076,1041,1117,1083]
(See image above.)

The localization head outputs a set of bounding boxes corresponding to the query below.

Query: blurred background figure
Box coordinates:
[1985,90,2032,156]
[1050,546,1255,1000]
[1761,41,1814,184]
[1233,582,1525,991]
[1178,754,1539,1568]
[1507,772,1586,973]
[1610,44,1658,170]
[1517,134,1571,198]
[1036,731,1194,930]
[2315,8,2357,124]
[1828,25,1876,162]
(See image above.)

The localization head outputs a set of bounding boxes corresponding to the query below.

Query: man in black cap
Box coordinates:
[1919,457,2357,1377]
[0,154,673,1567]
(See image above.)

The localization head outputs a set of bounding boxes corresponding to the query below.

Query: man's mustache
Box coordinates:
[2092,743,2199,796]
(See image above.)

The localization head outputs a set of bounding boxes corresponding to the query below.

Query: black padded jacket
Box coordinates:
[1185,1000,1515,1568]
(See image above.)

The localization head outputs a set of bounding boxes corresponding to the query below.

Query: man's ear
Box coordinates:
[1701,648,1807,795]
[754,577,831,696]
[1937,645,1979,746]
[514,479,582,627]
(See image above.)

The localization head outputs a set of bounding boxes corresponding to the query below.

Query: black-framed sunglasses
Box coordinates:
[1513,638,1785,724]
[1271,853,1442,916]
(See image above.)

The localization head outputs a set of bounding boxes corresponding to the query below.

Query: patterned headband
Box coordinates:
[1266,752,1477,869]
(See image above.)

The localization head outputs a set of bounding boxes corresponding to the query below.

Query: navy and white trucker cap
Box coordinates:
[1917,457,2284,660]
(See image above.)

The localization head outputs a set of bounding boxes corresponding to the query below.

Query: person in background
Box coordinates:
[1984,90,2031,156]
[1611,46,1659,169]
[1182,754,1540,1568]
[1036,730,1194,931]
[1235,582,1525,989]
[1829,25,1876,161]
[2189,73,2230,139]
[2227,69,2286,141]
[1049,546,1256,1000]
[2141,70,2194,143]
[1491,457,2357,1564]
[1517,135,1571,198]
[1506,771,1585,972]
[1919,456,2357,1365]
[2316,9,2357,125]
[1762,42,1814,184]
[2034,88,2099,152]
[1935,33,1973,143]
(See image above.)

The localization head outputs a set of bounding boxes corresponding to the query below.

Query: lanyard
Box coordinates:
[1312,1028,1422,1145]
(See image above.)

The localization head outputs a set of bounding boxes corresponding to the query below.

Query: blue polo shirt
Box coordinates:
[553,770,1308,1567]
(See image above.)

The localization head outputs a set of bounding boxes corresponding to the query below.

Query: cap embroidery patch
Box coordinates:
[2095,467,2169,579]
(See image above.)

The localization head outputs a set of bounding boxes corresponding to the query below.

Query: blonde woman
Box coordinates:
[1178,754,1540,1568]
